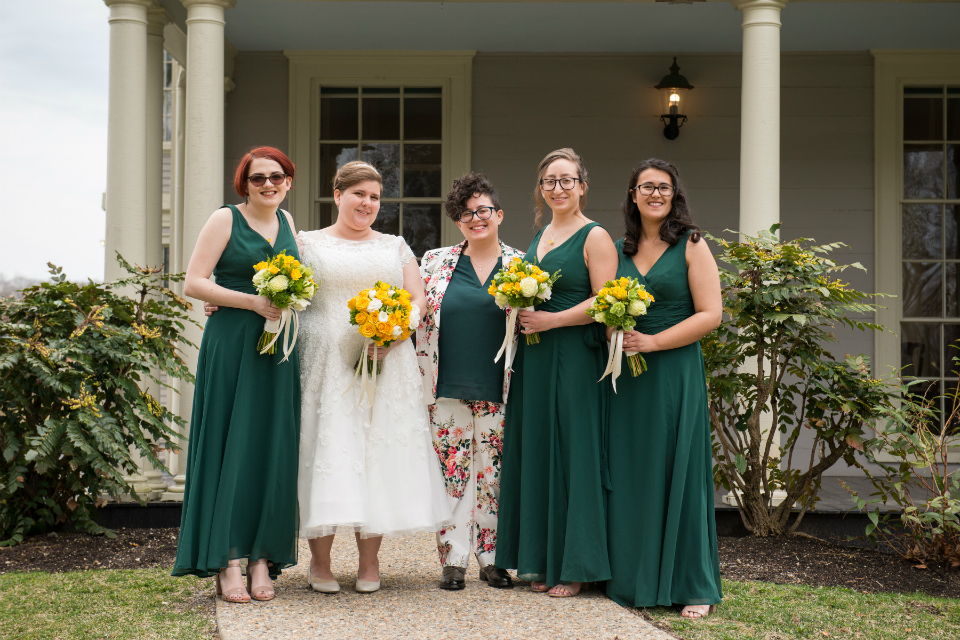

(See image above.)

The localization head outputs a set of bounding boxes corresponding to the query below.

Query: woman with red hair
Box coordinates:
[172,147,301,604]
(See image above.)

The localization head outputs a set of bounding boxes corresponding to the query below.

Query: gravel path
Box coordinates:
[217,531,674,640]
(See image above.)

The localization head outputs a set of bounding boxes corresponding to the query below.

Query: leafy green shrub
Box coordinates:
[704,226,911,536]
[844,382,960,569]
[0,257,197,545]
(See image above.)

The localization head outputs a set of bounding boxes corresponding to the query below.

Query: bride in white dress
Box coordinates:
[297,161,452,593]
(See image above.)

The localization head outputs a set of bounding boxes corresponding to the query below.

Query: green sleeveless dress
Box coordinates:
[497,223,612,585]
[172,205,301,579]
[605,233,722,608]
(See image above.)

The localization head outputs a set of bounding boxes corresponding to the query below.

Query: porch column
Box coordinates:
[735,0,786,238]
[726,0,789,508]
[103,0,151,282]
[171,0,235,494]
[142,5,170,500]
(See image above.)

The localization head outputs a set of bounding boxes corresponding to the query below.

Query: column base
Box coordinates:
[160,490,185,502]
[722,489,792,508]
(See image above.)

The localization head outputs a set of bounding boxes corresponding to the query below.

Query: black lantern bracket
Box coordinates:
[655,57,694,141]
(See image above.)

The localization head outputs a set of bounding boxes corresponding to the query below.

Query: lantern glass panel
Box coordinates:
[659,88,687,116]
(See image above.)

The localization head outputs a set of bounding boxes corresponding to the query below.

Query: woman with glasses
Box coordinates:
[496,148,619,597]
[173,147,301,603]
[605,158,723,618]
[417,174,526,591]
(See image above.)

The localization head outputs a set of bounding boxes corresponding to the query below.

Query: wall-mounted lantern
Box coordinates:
[655,57,694,140]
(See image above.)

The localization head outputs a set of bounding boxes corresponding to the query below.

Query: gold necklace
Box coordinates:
[547,221,582,245]
[466,248,501,274]
[249,214,273,244]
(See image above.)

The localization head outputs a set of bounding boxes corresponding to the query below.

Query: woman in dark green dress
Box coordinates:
[496,148,618,597]
[173,147,301,604]
[605,158,723,618]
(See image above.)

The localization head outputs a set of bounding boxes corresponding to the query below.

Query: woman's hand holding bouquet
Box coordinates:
[488,257,560,370]
[346,282,420,405]
[252,251,317,362]
[586,276,654,391]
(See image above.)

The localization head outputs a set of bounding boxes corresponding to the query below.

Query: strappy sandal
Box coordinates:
[548,582,591,598]
[246,559,276,602]
[215,567,251,603]
[680,604,717,619]
[530,581,549,592]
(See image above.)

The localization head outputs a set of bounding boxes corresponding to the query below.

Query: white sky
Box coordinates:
[0,1,110,282]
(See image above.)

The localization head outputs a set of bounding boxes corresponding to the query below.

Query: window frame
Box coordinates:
[285,51,475,247]
[873,50,960,456]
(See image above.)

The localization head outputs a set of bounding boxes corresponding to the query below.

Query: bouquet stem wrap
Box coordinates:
[258,307,299,363]
[345,338,379,407]
[494,305,530,371]
[599,330,648,393]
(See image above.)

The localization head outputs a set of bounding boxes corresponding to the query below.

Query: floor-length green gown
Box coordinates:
[605,232,722,608]
[172,205,300,579]
[497,222,612,586]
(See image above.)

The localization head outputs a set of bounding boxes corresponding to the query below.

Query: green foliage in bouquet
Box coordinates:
[0,256,197,545]
[704,225,913,537]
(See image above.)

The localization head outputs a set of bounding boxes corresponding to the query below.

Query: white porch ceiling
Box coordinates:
[214,1,960,52]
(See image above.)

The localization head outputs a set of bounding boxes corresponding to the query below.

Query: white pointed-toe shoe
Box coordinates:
[308,567,340,593]
[354,574,381,593]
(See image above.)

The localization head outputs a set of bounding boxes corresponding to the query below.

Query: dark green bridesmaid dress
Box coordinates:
[497,222,612,586]
[605,232,722,608]
[172,205,300,579]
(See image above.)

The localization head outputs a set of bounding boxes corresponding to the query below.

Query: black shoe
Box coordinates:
[479,565,514,588]
[439,566,466,590]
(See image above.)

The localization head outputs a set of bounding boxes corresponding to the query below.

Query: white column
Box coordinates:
[103,0,151,282]
[162,64,188,502]
[726,0,789,508]
[735,0,786,238]
[172,0,235,497]
[141,5,169,501]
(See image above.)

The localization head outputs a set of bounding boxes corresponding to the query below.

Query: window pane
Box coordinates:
[362,97,400,140]
[949,264,960,317]
[902,204,941,259]
[403,144,442,197]
[320,97,358,140]
[314,202,336,230]
[948,206,960,259]
[948,97,960,140]
[904,144,944,199]
[943,379,960,435]
[903,97,944,141]
[402,204,442,259]
[372,202,400,236]
[901,323,941,377]
[321,87,358,96]
[945,324,960,367]
[319,143,359,197]
[902,262,943,317]
[404,97,442,140]
[361,144,400,198]
[948,144,959,199]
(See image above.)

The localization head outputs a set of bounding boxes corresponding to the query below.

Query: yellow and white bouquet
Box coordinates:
[252,251,317,361]
[488,256,561,367]
[586,276,655,390]
[346,281,420,403]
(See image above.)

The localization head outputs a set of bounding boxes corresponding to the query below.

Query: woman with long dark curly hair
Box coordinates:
[605,158,724,618]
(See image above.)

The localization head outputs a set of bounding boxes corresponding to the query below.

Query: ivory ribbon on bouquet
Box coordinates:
[494,305,530,372]
[600,330,639,394]
[260,307,299,363]
[345,338,378,407]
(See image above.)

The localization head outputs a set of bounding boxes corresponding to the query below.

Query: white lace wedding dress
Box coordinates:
[297,230,452,538]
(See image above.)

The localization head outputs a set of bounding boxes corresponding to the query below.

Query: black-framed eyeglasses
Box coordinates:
[539,177,581,191]
[247,172,287,187]
[633,183,675,197]
[457,206,497,223]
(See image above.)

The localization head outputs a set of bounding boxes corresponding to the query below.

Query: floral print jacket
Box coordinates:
[417,239,526,405]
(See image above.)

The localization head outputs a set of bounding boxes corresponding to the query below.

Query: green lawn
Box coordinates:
[643,579,960,640]
[0,568,213,640]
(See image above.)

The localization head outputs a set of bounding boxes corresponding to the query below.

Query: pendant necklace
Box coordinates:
[250,214,272,244]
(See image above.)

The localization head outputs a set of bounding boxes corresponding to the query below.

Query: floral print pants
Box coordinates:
[430,397,505,569]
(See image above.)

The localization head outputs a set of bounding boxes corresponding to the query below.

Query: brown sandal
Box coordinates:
[530,581,549,592]
[215,568,251,604]
[680,604,716,619]
[246,559,276,602]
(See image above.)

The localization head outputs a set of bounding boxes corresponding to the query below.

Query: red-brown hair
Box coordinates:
[233,146,296,198]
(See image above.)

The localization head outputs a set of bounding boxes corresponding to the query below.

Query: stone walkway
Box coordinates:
[217,532,674,640]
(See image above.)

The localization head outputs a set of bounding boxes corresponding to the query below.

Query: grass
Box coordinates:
[642,579,960,640]
[0,568,214,640]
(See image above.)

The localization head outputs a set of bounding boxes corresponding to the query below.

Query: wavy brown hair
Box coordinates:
[444,173,501,222]
[621,158,701,256]
[333,160,381,194]
[533,148,589,229]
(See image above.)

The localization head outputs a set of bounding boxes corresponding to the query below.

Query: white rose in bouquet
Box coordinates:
[268,275,289,292]
[594,311,607,325]
[537,283,552,300]
[520,276,538,298]
[627,299,646,316]
[392,325,402,337]
[253,269,269,288]
[378,311,390,322]
[494,292,508,308]
[409,303,421,330]
[367,298,383,312]
[290,296,311,312]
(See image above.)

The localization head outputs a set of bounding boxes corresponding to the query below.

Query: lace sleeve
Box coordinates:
[398,238,417,267]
